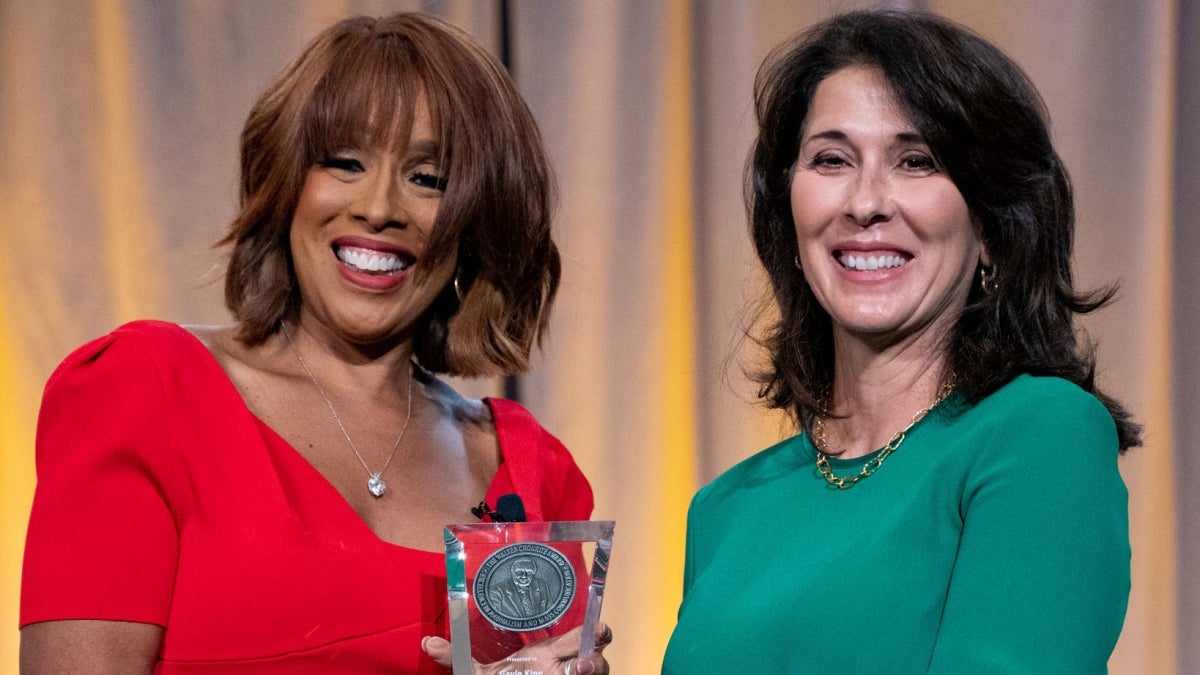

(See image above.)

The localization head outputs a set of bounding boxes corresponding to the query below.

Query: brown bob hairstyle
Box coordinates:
[221,13,558,377]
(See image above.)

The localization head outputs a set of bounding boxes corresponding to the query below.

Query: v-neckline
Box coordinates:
[177,324,509,558]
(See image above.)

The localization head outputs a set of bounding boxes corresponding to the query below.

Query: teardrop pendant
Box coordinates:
[367,473,387,498]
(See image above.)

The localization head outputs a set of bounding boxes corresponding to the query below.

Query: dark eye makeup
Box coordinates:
[410,171,448,192]
[317,157,364,172]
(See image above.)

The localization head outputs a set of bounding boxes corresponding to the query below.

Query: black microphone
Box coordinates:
[495,493,526,523]
[471,493,527,523]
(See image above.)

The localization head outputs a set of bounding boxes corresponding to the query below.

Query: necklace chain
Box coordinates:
[812,381,954,490]
[282,324,413,498]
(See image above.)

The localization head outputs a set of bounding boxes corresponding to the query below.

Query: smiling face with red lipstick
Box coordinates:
[288,101,454,347]
[222,13,559,377]
[790,65,988,350]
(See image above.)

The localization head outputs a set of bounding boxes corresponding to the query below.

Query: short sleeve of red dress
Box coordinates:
[21,323,183,627]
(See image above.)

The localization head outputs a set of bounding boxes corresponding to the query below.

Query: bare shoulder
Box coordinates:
[21,620,162,674]
[182,324,284,373]
[416,366,495,432]
[180,324,292,412]
[180,324,236,360]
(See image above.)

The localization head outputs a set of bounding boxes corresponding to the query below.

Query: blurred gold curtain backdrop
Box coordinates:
[1,1,1195,673]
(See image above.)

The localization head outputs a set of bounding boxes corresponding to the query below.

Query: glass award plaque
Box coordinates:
[443,520,614,674]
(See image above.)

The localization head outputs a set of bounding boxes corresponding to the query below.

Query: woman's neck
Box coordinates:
[280,318,416,403]
[821,330,951,459]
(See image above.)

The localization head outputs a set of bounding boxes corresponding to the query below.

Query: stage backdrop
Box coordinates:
[1,1,1196,673]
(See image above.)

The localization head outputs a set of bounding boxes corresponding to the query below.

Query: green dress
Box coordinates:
[662,375,1129,674]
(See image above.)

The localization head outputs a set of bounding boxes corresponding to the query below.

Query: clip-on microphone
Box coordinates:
[471,493,527,523]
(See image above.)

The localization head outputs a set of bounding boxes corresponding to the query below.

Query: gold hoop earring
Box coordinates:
[453,268,465,302]
[979,265,999,295]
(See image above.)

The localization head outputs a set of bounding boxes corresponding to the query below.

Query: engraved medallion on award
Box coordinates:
[444,518,614,673]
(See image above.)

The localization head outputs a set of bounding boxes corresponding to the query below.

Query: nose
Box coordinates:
[350,164,406,230]
[845,167,894,227]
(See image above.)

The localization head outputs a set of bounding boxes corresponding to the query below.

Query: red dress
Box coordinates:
[21,321,594,673]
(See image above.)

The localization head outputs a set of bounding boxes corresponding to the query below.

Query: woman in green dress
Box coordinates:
[664,10,1137,673]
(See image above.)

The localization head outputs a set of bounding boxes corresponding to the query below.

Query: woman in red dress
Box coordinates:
[20,13,609,675]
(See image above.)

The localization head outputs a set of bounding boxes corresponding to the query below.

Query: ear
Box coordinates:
[972,215,991,268]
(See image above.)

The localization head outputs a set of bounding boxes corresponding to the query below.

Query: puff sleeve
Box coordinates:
[21,326,182,628]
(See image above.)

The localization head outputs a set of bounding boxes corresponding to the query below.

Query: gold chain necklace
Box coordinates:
[282,324,413,499]
[812,381,954,490]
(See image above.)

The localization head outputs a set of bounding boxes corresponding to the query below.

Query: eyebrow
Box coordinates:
[803,130,848,143]
[405,139,442,159]
[801,129,926,144]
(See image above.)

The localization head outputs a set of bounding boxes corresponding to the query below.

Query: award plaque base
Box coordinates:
[444,520,614,674]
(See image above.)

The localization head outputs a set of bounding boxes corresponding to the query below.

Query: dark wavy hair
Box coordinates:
[221,13,558,377]
[747,9,1140,450]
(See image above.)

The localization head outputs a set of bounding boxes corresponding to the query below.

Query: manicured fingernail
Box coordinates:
[420,637,431,653]
[576,660,595,675]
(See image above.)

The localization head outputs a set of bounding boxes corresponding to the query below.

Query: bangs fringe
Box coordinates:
[304,31,428,160]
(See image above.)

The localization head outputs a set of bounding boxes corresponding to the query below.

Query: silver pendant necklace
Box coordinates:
[282,324,413,498]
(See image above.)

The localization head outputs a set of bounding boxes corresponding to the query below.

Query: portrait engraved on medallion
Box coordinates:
[473,542,576,632]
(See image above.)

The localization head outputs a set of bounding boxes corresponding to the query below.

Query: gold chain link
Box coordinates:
[812,381,954,490]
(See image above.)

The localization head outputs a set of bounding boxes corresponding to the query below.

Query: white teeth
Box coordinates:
[336,246,408,273]
[840,253,907,271]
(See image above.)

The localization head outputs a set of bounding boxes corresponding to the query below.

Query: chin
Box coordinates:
[831,307,903,331]
[833,314,917,343]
